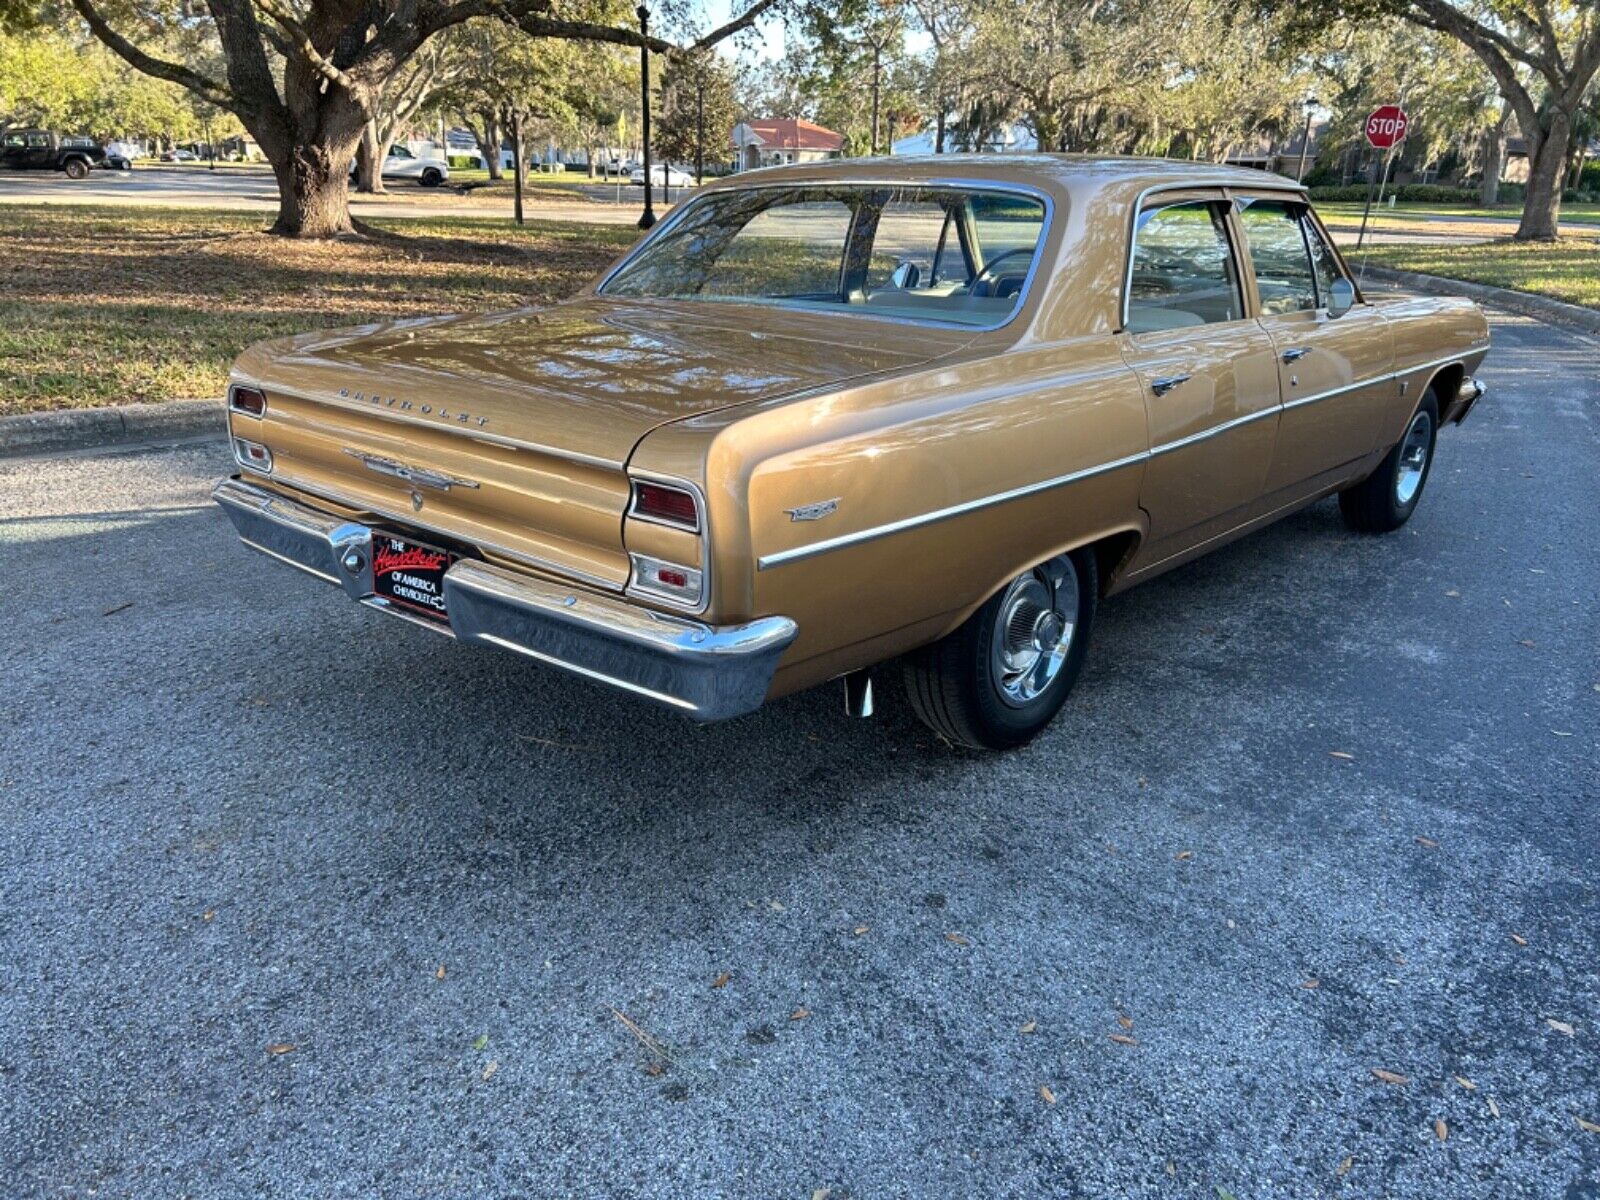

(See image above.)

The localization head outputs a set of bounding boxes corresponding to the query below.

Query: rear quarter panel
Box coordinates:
[1370,294,1490,442]
[630,337,1150,696]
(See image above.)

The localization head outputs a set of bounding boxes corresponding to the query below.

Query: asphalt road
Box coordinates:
[0,165,662,224]
[2,307,1597,1199]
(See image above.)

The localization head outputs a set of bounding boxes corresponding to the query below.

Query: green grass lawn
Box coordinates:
[1356,238,1600,309]
[1318,201,1600,226]
[0,205,637,413]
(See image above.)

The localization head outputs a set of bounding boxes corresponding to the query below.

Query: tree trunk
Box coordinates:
[935,108,945,154]
[870,49,881,155]
[482,111,503,181]
[270,145,357,237]
[355,119,387,195]
[511,110,526,227]
[1479,125,1503,207]
[1517,112,1570,241]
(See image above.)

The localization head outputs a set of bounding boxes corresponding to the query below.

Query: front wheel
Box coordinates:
[903,549,1098,750]
[419,168,443,187]
[63,157,91,180]
[1339,391,1439,533]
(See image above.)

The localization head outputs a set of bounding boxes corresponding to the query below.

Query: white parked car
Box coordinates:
[629,163,696,189]
[357,145,450,187]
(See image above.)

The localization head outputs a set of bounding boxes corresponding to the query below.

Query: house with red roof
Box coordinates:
[731,118,846,171]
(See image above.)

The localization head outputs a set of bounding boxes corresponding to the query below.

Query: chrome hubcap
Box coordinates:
[1395,410,1432,506]
[991,557,1079,708]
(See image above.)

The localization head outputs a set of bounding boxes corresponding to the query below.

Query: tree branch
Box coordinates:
[251,0,362,94]
[69,0,231,107]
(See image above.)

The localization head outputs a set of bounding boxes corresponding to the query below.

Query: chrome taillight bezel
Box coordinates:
[628,478,701,533]
[228,384,268,418]
[232,436,273,475]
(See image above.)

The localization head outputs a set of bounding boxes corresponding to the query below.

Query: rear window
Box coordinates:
[601,184,1048,329]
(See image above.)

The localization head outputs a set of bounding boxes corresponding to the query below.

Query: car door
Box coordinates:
[25,132,52,169]
[1118,194,1282,563]
[1232,195,1394,496]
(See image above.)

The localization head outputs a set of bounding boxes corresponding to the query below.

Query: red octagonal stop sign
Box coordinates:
[1366,105,1410,150]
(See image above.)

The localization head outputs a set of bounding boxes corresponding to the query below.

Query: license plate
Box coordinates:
[371,532,455,624]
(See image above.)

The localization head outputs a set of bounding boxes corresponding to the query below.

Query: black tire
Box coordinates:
[903,548,1098,750]
[419,168,443,187]
[1339,390,1440,533]
[62,156,91,180]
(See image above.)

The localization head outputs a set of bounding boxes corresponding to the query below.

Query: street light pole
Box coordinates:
[637,4,656,230]
[1295,97,1318,183]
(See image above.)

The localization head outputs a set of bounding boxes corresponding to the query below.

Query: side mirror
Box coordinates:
[1328,276,1355,318]
[890,260,921,290]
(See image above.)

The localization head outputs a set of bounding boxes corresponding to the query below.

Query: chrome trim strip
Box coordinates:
[624,469,712,615]
[595,177,1056,335]
[757,450,1148,570]
[756,343,1490,570]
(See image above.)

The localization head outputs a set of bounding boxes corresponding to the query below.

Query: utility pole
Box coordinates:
[637,4,656,229]
[1295,97,1318,182]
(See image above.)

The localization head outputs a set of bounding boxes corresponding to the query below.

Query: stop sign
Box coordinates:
[1366,105,1409,150]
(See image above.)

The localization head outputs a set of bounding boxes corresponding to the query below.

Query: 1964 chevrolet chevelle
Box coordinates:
[214,155,1488,748]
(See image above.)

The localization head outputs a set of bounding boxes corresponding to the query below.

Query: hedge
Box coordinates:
[1308,183,1480,204]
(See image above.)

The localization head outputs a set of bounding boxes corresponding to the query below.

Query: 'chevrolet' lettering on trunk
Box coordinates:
[338,387,489,428]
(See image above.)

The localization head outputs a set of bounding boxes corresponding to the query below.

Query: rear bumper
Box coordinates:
[212,476,797,721]
[1447,377,1485,425]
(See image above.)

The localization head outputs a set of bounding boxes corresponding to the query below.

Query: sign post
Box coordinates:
[1356,105,1409,251]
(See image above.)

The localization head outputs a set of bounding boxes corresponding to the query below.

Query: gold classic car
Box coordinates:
[214,155,1488,749]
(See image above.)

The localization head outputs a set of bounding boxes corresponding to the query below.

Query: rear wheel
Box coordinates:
[1339,391,1439,533]
[63,157,90,180]
[903,549,1098,750]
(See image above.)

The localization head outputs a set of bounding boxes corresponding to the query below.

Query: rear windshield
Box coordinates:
[600,185,1048,329]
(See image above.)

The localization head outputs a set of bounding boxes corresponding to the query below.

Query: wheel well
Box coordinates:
[1088,530,1141,596]
[1426,363,1463,408]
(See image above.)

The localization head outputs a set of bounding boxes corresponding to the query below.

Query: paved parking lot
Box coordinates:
[2,308,1596,1198]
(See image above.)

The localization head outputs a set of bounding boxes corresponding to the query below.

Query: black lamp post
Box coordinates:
[637,4,656,229]
[1295,97,1319,183]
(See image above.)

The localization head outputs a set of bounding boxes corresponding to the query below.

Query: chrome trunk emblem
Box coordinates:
[343,449,480,492]
[786,498,840,522]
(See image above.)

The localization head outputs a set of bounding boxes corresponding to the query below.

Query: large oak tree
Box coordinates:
[69,0,777,236]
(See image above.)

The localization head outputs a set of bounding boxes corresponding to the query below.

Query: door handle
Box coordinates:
[1281,347,1312,362]
[1151,373,1191,396]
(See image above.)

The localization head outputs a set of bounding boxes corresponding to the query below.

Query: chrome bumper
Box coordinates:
[212,476,798,721]
[1451,377,1486,425]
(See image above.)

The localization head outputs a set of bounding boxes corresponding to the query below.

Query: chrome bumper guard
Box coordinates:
[212,476,798,721]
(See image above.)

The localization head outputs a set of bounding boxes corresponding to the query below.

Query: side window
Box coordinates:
[26,133,50,148]
[1238,200,1317,314]
[1302,218,1343,307]
[1126,200,1243,333]
[2,133,24,149]
[866,198,960,292]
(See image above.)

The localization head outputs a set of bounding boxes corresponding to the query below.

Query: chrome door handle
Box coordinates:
[1281,347,1312,362]
[1151,373,1191,396]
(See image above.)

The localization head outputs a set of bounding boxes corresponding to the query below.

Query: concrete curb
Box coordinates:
[1361,266,1600,335]
[0,398,225,459]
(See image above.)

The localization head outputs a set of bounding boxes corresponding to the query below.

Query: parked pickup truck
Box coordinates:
[0,129,107,179]
[214,155,1488,749]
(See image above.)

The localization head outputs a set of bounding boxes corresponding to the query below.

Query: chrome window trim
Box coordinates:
[595,178,1056,335]
[1120,177,1305,332]
[756,344,1488,571]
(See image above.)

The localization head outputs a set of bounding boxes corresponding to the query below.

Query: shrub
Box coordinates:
[1308,183,1480,204]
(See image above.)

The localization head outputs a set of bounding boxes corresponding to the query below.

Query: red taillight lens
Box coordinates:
[632,481,699,531]
[230,385,267,417]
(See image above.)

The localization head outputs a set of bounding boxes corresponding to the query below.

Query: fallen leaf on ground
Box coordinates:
[1455,1075,1477,1090]
[435,964,446,980]
[1336,1155,1354,1177]
[644,1061,665,1077]
[1510,933,1528,946]
[1434,1118,1448,1142]
[1576,1117,1600,1134]
[1445,589,1460,597]
[1019,1021,1037,1035]
[1301,978,1321,989]
[1546,1018,1576,1037]
[767,900,785,912]
[266,1043,296,1055]
[944,932,970,947]
[1416,836,1440,848]
[812,1190,831,1200]
[202,910,215,922]
[1174,850,1194,861]
[1371,1068,1410,1085]
[1110,1034,1138,1047]
[472,1034,489,1050]
[1117,1014,1134,1031]
[791,1007,810,1021]
[1039,1085,1056,1104]
[481,1060,498,1081]
[1487,1097,1500,1118]
[1517,639,1536,648]
[1393,954,1407,966]
[1329,751,1354,760]
[852,926,869,936]
[1165,1161,1176,1176]
[711,972,731,989]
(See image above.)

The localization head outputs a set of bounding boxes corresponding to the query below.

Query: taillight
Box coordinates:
[229,384,267,417]
[629,553,702,606]
[232,437,273,473]
[631,480,699,531]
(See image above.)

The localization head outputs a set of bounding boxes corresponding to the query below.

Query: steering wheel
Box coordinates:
[970,248,1035,298]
